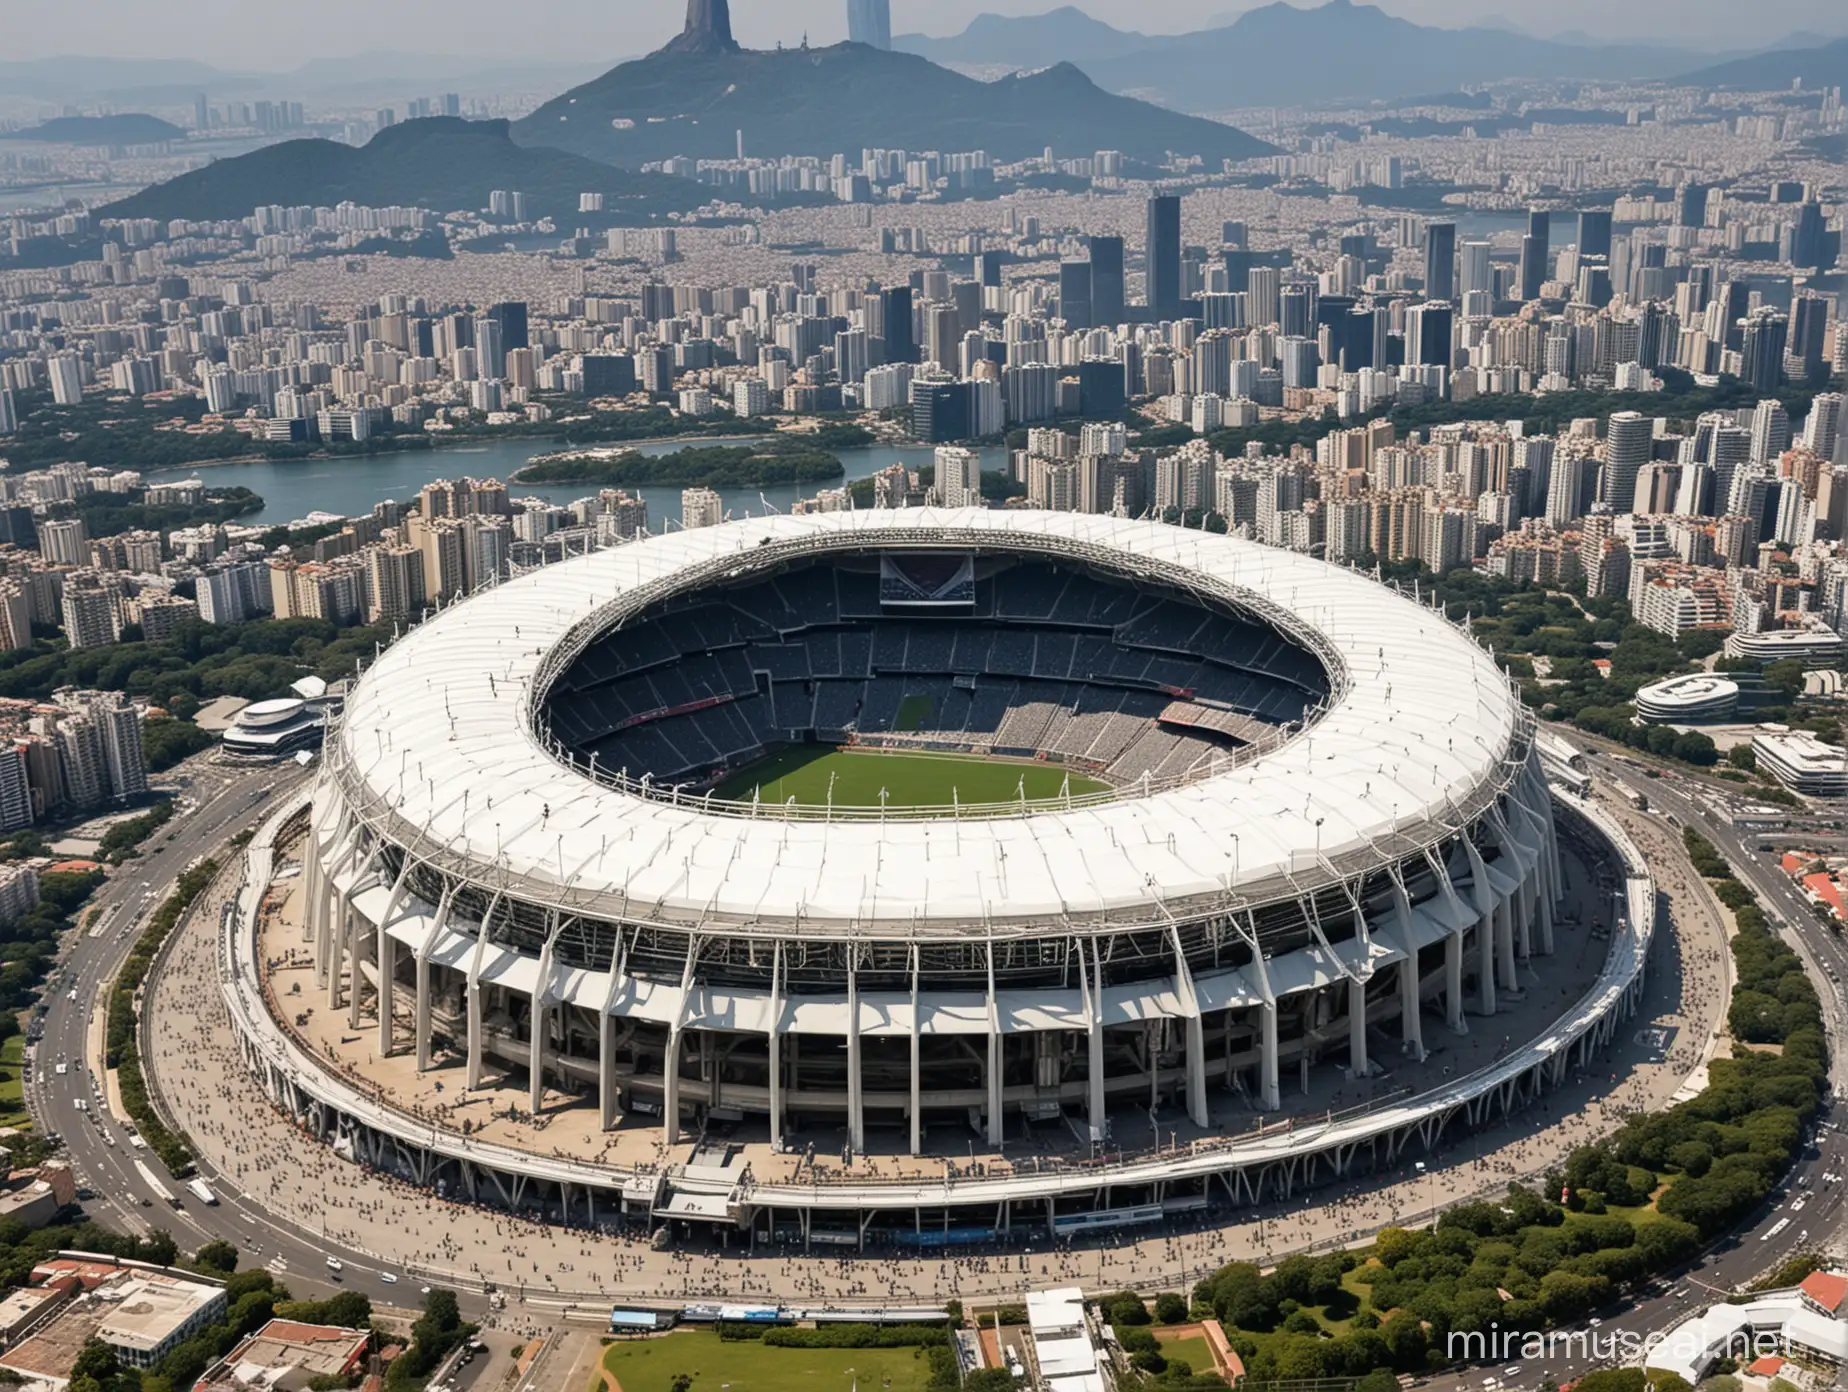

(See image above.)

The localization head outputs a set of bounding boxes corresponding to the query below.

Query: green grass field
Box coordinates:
[711,746,1110,809]
[601,1332,933,1392]
[1153,1334,1220,1380]
[0,1035,32,1130]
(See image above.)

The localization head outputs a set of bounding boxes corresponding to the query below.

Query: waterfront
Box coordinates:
[149,437,1007,526]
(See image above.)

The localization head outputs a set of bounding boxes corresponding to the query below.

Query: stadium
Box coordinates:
[223,511,1656,1238]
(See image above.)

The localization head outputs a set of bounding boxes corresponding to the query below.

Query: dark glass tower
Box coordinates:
[1423,221,1456,302]
[1577,209,1613,261]
[1145,195,1182,320]
[1088,236,1125,327]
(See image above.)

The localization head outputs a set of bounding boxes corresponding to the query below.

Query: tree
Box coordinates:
[193,1239,239,1274]
[1726,745,1757,772]
[1764,661,1805,700]
[1356,1371,1400,1392]
[1153,1292,1188,1324]
[72,1341,120,1382]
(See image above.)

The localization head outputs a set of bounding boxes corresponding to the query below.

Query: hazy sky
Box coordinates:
[4,0,1840,66]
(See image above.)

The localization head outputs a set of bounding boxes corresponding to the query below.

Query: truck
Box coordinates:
[185,1178,218,1206]
[135,1159,180,1209]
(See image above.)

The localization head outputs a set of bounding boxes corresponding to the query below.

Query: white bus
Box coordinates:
[185,1178,219,1206]
[134,1160,179,1209]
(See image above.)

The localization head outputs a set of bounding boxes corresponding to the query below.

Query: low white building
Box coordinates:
[1027,1289,1105,1392]
[1754,730,1848,797]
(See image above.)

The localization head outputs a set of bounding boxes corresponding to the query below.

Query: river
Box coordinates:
[148,437,1008,527]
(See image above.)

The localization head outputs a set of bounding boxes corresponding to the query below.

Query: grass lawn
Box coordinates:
[1153,1333,1219,1379]
[0,1035,32,1130]
[711,746,1111,810]
[601,1332,934,1392]
[893,694,934,732]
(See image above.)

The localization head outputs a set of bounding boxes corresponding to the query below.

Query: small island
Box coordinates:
[514,439,848,489]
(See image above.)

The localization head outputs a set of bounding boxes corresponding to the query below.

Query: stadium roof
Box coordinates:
[334,510,1523,933]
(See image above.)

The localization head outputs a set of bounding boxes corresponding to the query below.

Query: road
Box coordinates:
[1418,729,1848,1392]
[18,758,434,1310]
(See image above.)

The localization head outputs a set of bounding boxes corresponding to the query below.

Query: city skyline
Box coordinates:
[1,0,1843,67]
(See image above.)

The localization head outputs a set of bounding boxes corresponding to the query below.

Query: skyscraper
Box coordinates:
[1741,310,1789,394]
[1577,209,1613,261]
[1520,209,1551,301]
[1423,221,1456,302]
[1058,261,1093,330]
[1600,410,1652,513]
[846,0,892,49]
[1088,236,1125,328]
[880,285,916,364]
[1145,195,1182,321]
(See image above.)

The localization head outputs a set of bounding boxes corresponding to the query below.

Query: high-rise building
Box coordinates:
[1423,222,1457,302]
[1577,209,1614,261]
[846,0,892,48]
[1600,411,1653,513]
[682,488,724,530]
[935,446,982,508]
[39,517,88,566]
[1519,209,1550,301]
[1058,261,1093,330]
[0,388,14,437]
[47,355,83,406]
[1145,195,1182,320]
[1088,236,1125,328]
[1741,310,1789,394]
[60,581,120,650]
[1459,241,1494,300]
[879,286,916,364]
[1406,302,1453,368]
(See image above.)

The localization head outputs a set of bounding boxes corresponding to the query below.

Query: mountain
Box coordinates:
[1677,35,1848,89]
[0,55,229,101]
[1079,0,1712,110]
[513,36,1271,168]
[894,8,1160,66]
[2,114,185,144]
[0,52,609,104]
[95,118,711,224]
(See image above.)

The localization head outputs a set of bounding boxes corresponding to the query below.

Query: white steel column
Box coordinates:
[1083,941,1106,1142]
[599,922,628,1130]
[984,941,1004,1148]
[1384,869,1426,1059]
[1348,975,1369,1077]
[908,946,922,1157]
[1169,928,1209,1128]
[846,958,865,1154]
[768,942,785,1150]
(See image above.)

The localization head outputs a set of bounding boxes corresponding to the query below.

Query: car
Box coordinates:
[54,1063,66,1075]
[1505,1369,1522,1379]
[421,1286,433,1296]
[381,1273,398,1284]
[325,1257,343,1272]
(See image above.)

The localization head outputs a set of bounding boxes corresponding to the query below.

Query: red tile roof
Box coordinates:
[1800,1270,1848,1314]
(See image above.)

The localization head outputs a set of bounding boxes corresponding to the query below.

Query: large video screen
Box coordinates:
[879,552,976,608]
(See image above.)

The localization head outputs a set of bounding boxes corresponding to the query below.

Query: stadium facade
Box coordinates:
[223,512,1656,1231]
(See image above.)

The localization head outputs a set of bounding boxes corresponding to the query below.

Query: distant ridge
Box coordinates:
[1677,35,1848,89]
[3,114,185,145]
[96,118,712,224]
[894,7,1160,66]
[514,31,1271,168]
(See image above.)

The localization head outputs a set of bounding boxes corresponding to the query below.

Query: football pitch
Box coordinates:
[711,745,1111,809]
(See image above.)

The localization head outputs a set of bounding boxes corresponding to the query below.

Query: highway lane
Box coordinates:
[1414,731,1848,1392]
[18,758,434,1307]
